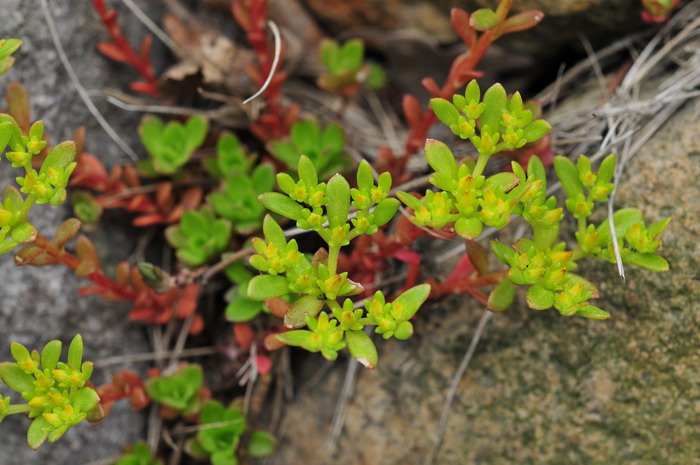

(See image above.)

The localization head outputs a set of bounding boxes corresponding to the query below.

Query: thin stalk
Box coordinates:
[31,234,139,301]
[472,154,490,178]
[327,245,340,276]
[7,403,31,415]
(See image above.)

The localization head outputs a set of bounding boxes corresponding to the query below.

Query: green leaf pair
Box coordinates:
[145,364,205,417]
[185,400,276,465]
[268,119,350,180]
[166,207,232,267]
[114,442,163,465]
[138,114,208,175]
[318,38,378,93]
[224,259,267,323]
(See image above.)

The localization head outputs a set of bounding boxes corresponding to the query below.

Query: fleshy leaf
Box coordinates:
[526,285,555,310]
[346,330,378,369]
[284,296,325,329]
[247,275,290,300]
[247,430,277,458]
[487,277,515,312]
[624,252,669,272]
[392,284,431,320]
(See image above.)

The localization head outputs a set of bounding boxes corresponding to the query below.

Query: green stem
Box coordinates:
[578,216,586,234]
[327,244,340,276]
[472,154,490,178]
[17,193,36,222]
[533,224,558,251]
[7,403,31,415]
[326,299,343,319]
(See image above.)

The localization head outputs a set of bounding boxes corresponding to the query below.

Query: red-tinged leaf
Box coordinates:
[467,240,489,275]
[265,297,290,319]
[76,259,97,278]
[14,245,58,267]
[500,10,545,35]
[402,94,422,128]
[140,35,152,60]
[97,41,129,63]
[75,235,100,271]
[189,315,204,334]
[175,284,199,318]
[130,81,158,96]
[54,218,81,247]
[155,182,173,208]
[132,213,165,227]
[129,306,156,321]
[6,82,30,131]
[180,186,203,210]
[264,332,287,351]
[450,8,476,47]
[392,249,421,265]
[232,1,252,31]
[234,323,255,351]
[130,387,151,410]
[421,77,440,96]
[116,262,130,286]
[255,355,272,375]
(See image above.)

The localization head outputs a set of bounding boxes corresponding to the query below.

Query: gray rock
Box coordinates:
[1,0,166,462]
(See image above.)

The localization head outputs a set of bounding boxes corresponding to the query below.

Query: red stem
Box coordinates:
[33,234,139,301]
[90,0,159,96]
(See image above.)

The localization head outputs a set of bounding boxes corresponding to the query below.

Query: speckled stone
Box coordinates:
[0,0,163,462]
[270,94,700,464]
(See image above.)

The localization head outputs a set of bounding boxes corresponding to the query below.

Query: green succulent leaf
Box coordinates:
[553,156,584,199]
[373,198,400,227]
[480,83,508,134]
[470,8,499,31]
[487,277,515,312]
[0,362,35,393]
[27,417,52,450]
[326,174,350,229]
[247,275,290,300]
[624,252,669,272]
[40,141,77,175]
[430,99,460,128]
[259,193,303,221]
[247,430,277,458]
[67,334,83,369]
[346,330,378,369]
[526,285,555,310]
[424,139,458,181]
[41,340,62,372]
[284,296,325,329]
[522,119,552,143]
[393,284,431,320]
[575,305,611,319]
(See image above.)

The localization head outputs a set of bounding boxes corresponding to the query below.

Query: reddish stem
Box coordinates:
[33,234,139,301]
[90,0,159,96]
